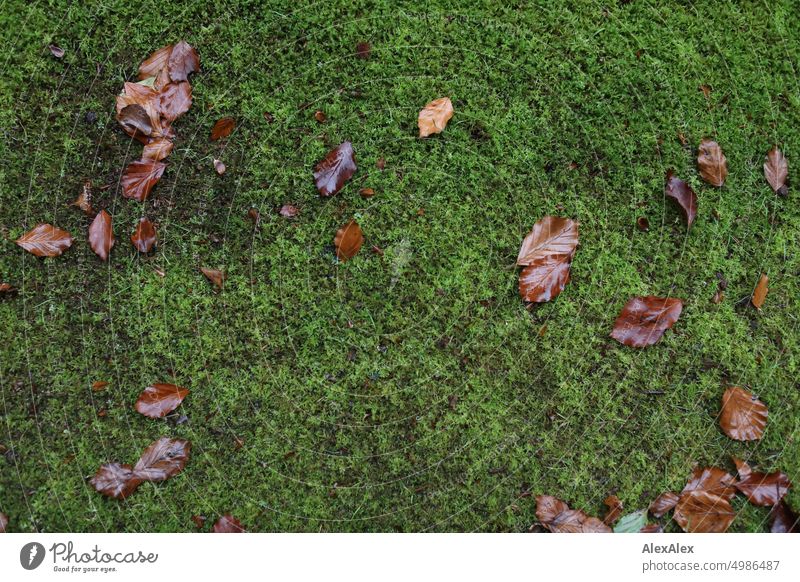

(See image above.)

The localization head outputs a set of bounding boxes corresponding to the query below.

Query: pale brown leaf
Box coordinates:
[334,220,364,261]
[697,138,728,187]
[201,267,226,290]
[313,142,357,196]
[70,180,94,214]
[764,147,788,193]
[418,97,454,138]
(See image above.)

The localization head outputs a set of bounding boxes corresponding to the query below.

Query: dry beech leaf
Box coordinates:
[16,224,74,257]
[764,147,788,193]
[610,296,683,348]
[279,204,299,218]
[131,218,157,253]
[142,138,174,161]
[665,170,697,227]
[517,216,578,266]
[122,160,166,202]
[135,383,189,418]
[167,41,200,83]
[535,495,612,533]
[649,492,679,518]
[212,515,245,533]
[418,97,454,138]
[697,138,728,187]
[313,142,357,197]
[719,386,768,441]
[213,159,226,175]
[673,490,735,533]
[211,117,235,141]
[603,495,624,525]
[334,220,364,261]
[201,267,226,290]
[733,458,791,507]
[0,512,7,532]
[70,180,94,214]
[751,274,768,310]
[519,255,573,304]
[88,210,115,261]
[770,501,799,533]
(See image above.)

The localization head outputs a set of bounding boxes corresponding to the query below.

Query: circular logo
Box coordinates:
[20,542,46,570]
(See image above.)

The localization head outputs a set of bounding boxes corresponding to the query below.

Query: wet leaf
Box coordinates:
[118,104,153,138]
[167,41,200,83]
[122,160,166,202]
[697,138,728,187]
[131,218,157,253]
[665,170,697,227]
[334,220,364,261]
[764,147,788,193]
[201,267,226,290]
[719,386,767,441]
[279,204,299,218]
[16,224,74,257]
[89,463,140,499]
[0,283,15,295]
[614,510,647,533]
[610,296,683,348]
[770,501,799,533]
[673,490,735,533]
[213,159,226,175]
[639,524,663,533]
[142,138,174,161]
[751,274,768,310]
[156,81,192,122]
[603,495,624,525]
[132,437,191,482]
[70,180,94,214]
[211,117,235,140]
[135,383,189,418]
[313,142,357,196]
[636,216,649,231]
[92,381,109,392]
[0,512,7,532]
[649,492,679,517]
[48,44,65,58]
[535,495,612,533]
[191,515,206,529]
[418,97,454,138]
[733,459,791,507]
[517,216,578,266]
[138,45,173,81]
[314,110,327,123]
[88,210,115,261]
[682,466,737,501]
[519,254,572,303]
[212,515,245,533]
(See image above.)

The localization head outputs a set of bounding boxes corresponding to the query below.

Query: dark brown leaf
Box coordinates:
[89,463,141,499]
[535,495,612,533]
[48,44,65,58]
[118,104,153,138]
[135,383,189,418]
[418,97,454,138]
[603,495,624,525]
[70,180,94,215]
[212,515,245,533]
[770,501,799,533]
[640,524,663,533]
[673,490,735,533]
[636,216,649,231]
[719,386,768,441]
[201,267,226,290]
[517,216,579,266]
[355,42,371,59]
[764,147,788,193]
[334,220,364,261]
[191,515,207,529]
[156,81,192,123]
[682,466,737,501]
[16,224,73,257]
[314,110,327,123]
[133,437,190,482]
[142,138,174,161]
[131,218,157,253]
[751,273,768,310]
[665,170,697,227]
[279,204,299,218]
[213,159,226,175]
[211,117,235,141]
[610,296,683,348]
[313,142,357,196]
[88,210,115,261]
[167,41,200,83]
[734,459,791,507]
[0,283,15,295]
[122,160,166,202]
[649,492,679,518]
[519,254,572,303]
[697,138,728,187]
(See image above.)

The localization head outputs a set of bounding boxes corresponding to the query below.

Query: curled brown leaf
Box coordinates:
[603,495,624,525]
[665,170,697,227]
[733,459,791,507]
[535,495,612,533]
[649,492,679,518]
[131,218,157,253]
[201,267,226,290]
[751,274,768,310]
[673,490,735,533]
[70,180,94,215]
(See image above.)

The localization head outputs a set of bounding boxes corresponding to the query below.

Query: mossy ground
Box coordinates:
[1,1,798,532]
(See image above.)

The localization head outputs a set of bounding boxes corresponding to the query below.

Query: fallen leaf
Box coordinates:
[191,515,207,529]
[712,290,724,304]
[247,208,261,224]
[135,383,189,418]
[313,142,357,196]
[610,296,683,348]
[751,274,768,310]
[314,110,327,123]
[519,254,572,303]
[213,159,226,175]
[697,138,728,187]
[70,180,94,215]
[334,220,364,261]
[535,495,612,533]
[649,492,679,517]
[49,44,65,58]
[603,495,624,525]
[211,117,235,141]
[142,138,174,161]
[16,224,74,257]
[673,490,735,533]
[719,386,768,441]
[733,459,791,507]
[212,515,245,533]
[167,41,200,83]
[0,512,7,532]
[89,463,140,499]
[639,524,663,533]
[156,81,192,123]
[122,160,166,202]
[355,42,371,59]
[118,104,154,139]
[665,170,698,227]
[92,381,109,392]
[138,45,174,82]
[614,510,647,533]
[770,501,799,533]
[764,147,788,193]
[517,217,579,266]
[682,466,737,501]
[132,437,191,482]
[359,187,375,199]
[699,84,711,99]
[131,218,157,253]
[418,97,454,138]
[636,216,649,231]
[88,210,115,261]
[201,267,226,290]
[279,204,299,218]
[0,283,15,295]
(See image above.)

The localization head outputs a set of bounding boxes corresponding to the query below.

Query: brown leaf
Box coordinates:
[88,210,115,261]
[138,45,173,81]
[92,381,109,392]
[355,42,371,59]
[48,44,65,58]
[764,147,788,193]
[122,160,166,202]
[770,501,799,533]
[418,97,454,138]
[682,466,737,501]
[334,220,364,261]
[719,386,768,441]
[201,267,226,290]
[314,110,327,123]
[142,138,174,161]
[70,180,94,215]
[0,283,15,295]
[535,495,612,533]
[156,81,192,123]
[640,524,663,533]
[734,459,791,507]
[519,255,572,303]
[649,492,679,518]
[751,273,768,310]
[191,515,207,529]
[697,138,728,187]
[673,490,735,533]
[16,224,74,257]
[610,296,683,348]
[167,41,200,83]
[603,495,624,525]
[699,84,711,99]
[118,104,153,139]
[135,383,189,418]
[712,290,724,304]
[359,187,375,198]
[213,159,226,175]
[0,512,8,532]
[212,515,245,533]
[89,463,141,499]
[636,216,649,231]
[131,218,157,253]
[132,437,190,482]
[211,117,235,141]
[665,170,697,227]
[313,142,357,196]
[517,216,578,266]
[279,204,299,218]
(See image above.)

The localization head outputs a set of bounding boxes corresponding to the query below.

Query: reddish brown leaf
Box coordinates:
[665,170,697,227]
[418,97,454,138]
[603,495,624,525]
[167,41,200,83]
[535,495,612,533]
[201,267,226,290]
[138,45,173,81]
[640,524,663,533]
[314,110,327,123]
[636,216,649,231]
[673,490,735,533]
[16,224,74,257]
[212,515,245,533]
[697,138,728,187]
[211,117,235,141]
[279,204,299,218]
[156,81,192,123]
[610,296,683,348]
[770,501,799,533]
[92,381,109,392]
[118,104,153,138]
[122,160,166,202]
[682,466,737,501]
[355,42,371,59]
[88,210,115,261]
[130,218,157,253]
[313,142,357,196]
[519,255,572,303]
[213,159,226,175]
[334,220,364,261]
[0,283,15,295]
[142,138,174,162]
[359,187,375,199]
[719,386,768,441]
[734,459,791,507]
[517,216,579,266]
[89,463,141,499]
[751,274,769,310]
[764,147,788,193]
[70,180,94,214]
[132,437,190,482]
[135,383,189,418]
[0,512,8,532]
[649,492,679,518]
[48,44,65,58]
